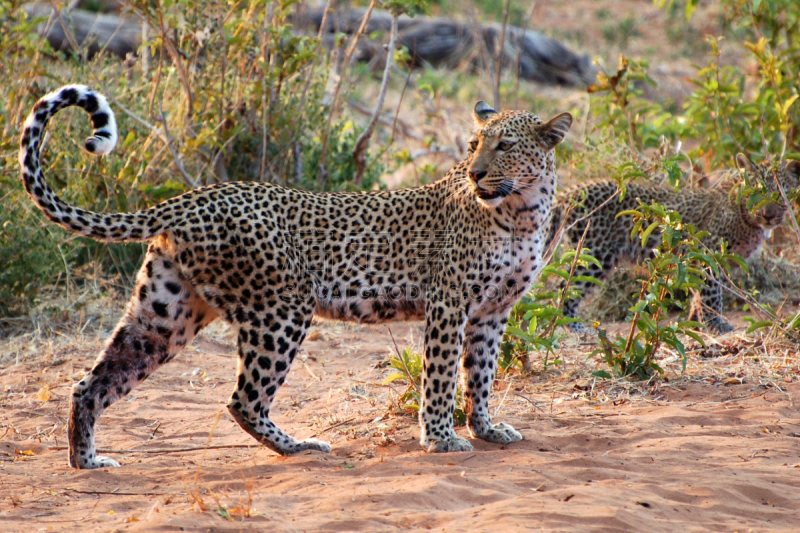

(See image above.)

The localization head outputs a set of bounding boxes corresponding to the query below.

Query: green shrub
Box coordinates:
[501,245,600,372]
[383,346,466,425]
[0,0,402,315]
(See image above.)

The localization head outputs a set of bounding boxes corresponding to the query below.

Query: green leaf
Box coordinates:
[592,370,612,379]
[725,254,749,272]
[676,320,705,329]
[745,320,773,334]
[781,94,799,117]
[572,275,603,286]
[640,221,660,247]
[578,253,603,269]
[683,330,706,346]
[506,326,535,343]
[629,299,649,313]
[616,209,642,219]
[382,373,410,386]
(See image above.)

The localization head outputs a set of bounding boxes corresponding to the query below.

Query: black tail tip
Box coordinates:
[85,138,97,153]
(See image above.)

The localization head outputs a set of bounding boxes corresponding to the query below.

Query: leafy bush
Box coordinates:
[590,203,742,379]
[559,0,800,378]
[501,245,600,372]
[383,346,466,425]
[0,0,398,314]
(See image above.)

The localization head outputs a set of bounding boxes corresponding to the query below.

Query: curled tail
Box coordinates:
[19,85,160,242]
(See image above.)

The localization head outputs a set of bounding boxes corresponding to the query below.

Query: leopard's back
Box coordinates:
[548,158,799,334]
[551,179,745,259]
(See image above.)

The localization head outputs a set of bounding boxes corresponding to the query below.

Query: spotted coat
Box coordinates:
[19,85,572,468]
[548,156,799,334]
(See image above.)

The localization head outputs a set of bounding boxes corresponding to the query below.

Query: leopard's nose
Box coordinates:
[469,170,487,183]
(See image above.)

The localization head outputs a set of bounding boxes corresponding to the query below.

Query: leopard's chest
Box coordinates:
[465,226,547,316]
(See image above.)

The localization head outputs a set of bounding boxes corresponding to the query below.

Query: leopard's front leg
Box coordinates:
[700,269,735,334]
[419,299,471,453]
[461,311,522,445]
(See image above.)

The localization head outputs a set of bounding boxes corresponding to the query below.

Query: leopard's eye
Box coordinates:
[497,141,516,152]
[468,140,479,152]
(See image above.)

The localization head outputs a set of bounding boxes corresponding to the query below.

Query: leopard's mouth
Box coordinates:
[475,188,506,200]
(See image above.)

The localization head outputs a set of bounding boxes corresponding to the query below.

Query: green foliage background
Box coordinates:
[2,0,799,364]
[0,0,395,316]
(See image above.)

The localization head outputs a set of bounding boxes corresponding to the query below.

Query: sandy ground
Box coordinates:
[1,315,799,533]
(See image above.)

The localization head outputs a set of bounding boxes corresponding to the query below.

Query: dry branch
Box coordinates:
[352,12,398,185]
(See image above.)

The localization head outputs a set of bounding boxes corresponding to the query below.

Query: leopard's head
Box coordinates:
[735,153,800,230]
[466,102,572,208]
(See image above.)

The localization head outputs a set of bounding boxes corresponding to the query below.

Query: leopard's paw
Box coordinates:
[481,422,523,444]
[294,438,331,454]
[71,454,121,469]
[706,317,735,334]
[425,436,473,453]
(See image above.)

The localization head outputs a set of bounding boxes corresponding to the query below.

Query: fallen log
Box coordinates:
[22,3,595,86]
[23,3,142,59]
[297,7,597,86]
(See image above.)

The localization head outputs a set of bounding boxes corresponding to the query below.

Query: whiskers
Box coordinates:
[442,171,547,206]
[443,175,473,205]
[483,175,539,198]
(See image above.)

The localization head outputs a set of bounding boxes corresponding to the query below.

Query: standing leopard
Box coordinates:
[548,156,799,334]
[19,85,572,468]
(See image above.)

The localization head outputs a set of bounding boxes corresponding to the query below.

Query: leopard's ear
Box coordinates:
[783,159,800,188]
[735,153,756,174]
[473,101,498,125]
[538,112,573,150]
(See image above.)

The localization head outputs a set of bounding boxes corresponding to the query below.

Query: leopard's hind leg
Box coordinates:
[68,236,216,469]
[225,291,329,455]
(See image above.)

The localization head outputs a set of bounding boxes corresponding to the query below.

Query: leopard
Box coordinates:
[547,155,799,335]
[19,85,572,469]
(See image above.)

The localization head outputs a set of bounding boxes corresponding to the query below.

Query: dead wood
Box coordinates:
[23,3,595,87]
[298,7,597,87]
[23,3,142,59]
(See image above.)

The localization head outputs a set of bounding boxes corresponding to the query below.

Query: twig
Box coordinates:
[514,393,545,412]
[544,218,592,339]
[464,0,496,104]
[311,417,357,437]
[493,379,513,417]
[154,0,193,118]
[48,444,257,453]
[390,63,414,146]
[348,99,423,141]
[353,11,399,185]
[317,0,377,185]
[158,101,201,188]
[625,280,649,355]
[65,488,169,496]
[303,360,321,382]
[772,164,800,246]
[387,326,421,394]
[493,0,512,109]
[514,3,536,109]
[194,411,223,487]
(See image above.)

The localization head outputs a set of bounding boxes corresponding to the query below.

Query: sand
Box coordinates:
[1,318,799,532]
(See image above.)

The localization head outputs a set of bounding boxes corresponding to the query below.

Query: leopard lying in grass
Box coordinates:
[19,85,572,468]
[548,155,799,334]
